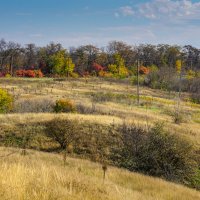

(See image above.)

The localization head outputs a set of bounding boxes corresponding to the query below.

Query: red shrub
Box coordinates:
[92,63,105,72]
[16,69,43,78]
[16,70,25,77]
[35,70,44,78]
[139,66,150,75]
[0,72,6,77]
[25,70,36,78]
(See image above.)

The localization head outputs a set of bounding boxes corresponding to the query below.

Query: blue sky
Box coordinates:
[1,0,200,47]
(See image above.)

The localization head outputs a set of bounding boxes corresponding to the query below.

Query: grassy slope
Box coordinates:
[0,78,200,198]
[0,147,199,200]
[0,78,200,146]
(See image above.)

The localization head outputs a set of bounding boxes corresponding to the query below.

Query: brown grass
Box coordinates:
[0,77,200,146]
[0,147,199,200]
[0,78,200,198]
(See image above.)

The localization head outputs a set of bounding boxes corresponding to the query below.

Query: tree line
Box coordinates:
[0,39,200,76]
[1,38,200,102]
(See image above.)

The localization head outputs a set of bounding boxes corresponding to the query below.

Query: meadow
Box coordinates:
[0,147,200,200]
[1,77,200,146]
[0,77,200,199]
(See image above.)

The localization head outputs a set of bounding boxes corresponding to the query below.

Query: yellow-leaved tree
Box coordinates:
[0,88,13,113]
[50,50,75,77]
[108,53,128,78]
[176,60,182,74]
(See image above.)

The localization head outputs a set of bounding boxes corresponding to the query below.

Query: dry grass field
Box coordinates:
[0,147,199,200]
[0,77,200,199]
[0,77,200,146]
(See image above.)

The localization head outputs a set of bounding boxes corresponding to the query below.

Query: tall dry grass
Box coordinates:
[0,147,199,200]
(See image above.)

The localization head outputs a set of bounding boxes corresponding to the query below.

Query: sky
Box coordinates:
[1,0,200,47]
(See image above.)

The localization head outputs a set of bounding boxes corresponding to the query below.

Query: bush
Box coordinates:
[16,69,44,78]
[44,118,79,149]
[34,70,44,78]
[5,73,11,78]
[25,70,35,78]
[44,118,121,162]
[139,66,150,75]
[54,99,76,113]
[0,88,13,113]
[1,124,44,150]
[0,72,5,77]
[15,70,24,77]
[146,67,177,91]
[70,72,79,78]
[191,169,200,189]
[92,63,105,73]
[171,110,185,124]
[131,75,145,85]
[120,122,198,185]
[98,71,114,78]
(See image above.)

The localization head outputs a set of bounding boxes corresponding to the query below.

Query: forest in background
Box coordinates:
[0,39,200,103]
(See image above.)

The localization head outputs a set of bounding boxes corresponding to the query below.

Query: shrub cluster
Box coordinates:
[54,99,77,113]
[0,88,13,113]
[1,117,199,189]
[0,72,12,78]
[44,118,121,162]
[139,66,150,75]
[120,122,198,185]
[43,118,199,188]
[13,98,77,114]
[16,70,43,78]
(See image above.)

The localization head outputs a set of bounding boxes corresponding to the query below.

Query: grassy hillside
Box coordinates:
[0,147,199,200]
[0,77,200,192]
[0,77,200,146]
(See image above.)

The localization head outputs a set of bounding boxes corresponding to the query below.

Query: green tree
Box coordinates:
[50,50,65,75]
[64,56,75,77]
[108,64,118,74]
[108,53,128,78]
[50,50,75,76]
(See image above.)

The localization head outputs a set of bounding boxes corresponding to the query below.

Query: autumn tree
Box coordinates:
[108,53,128,78]
[50,50,75,77]
[0,88,13,113]
[70,45,99,74]
[107,41,135,68]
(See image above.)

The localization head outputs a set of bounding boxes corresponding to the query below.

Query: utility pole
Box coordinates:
[0,57,3,70]
[137,59,140,106]
[10,55,14,76]
[177,60,182,111]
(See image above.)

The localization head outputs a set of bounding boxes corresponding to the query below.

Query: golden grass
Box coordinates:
[1,111,199,147]
[0,77,200,146]
[0,113,122,126]
[1,78,199,197]
[0,147,199,200]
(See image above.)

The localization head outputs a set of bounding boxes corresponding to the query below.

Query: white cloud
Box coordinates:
[119,6,135,16]
[96,22,200,47]
[138,0,200,20]
[119,0,200,21]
